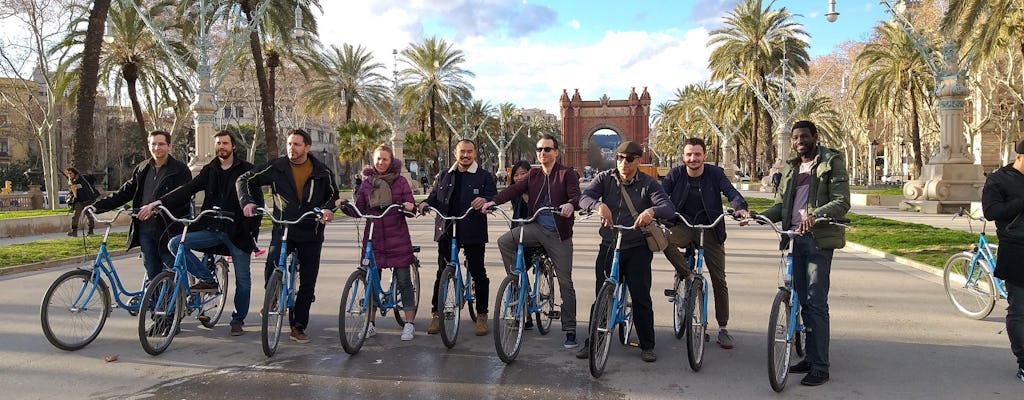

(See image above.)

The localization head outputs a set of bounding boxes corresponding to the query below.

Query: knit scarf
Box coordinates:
[367,173,398,208]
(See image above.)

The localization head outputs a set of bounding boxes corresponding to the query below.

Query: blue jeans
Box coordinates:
[169,231,252,324]
[792,234,834,373]
[138,230,174,280]
[1006,280,1024,370]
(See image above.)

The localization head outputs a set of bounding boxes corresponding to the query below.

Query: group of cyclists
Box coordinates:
[78,120,852,387]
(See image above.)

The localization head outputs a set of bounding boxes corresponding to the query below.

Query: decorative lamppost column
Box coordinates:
[190,16,217,173]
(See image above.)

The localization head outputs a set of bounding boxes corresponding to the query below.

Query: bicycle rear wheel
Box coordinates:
[943,253,997,319]
[589,283,616,378]
[438,265,461,348]
[394,260,421,327]
[671,274,686,339]
[139,271,182,356]
[340,269,372,355]
[198,256,230,328]
[41,269,111,351]
[261,270,285,357]
[535,257,556,335]
[767,289,793,392]
[493,275,526,363]
[685,277,707,371]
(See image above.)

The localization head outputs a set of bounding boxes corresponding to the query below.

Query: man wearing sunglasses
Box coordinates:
[577,141,674,362]
[478,133,582,348]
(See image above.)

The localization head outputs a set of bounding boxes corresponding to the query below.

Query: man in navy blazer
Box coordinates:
[661,137,749,349]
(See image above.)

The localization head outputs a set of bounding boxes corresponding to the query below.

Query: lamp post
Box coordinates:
[868,139,878,186]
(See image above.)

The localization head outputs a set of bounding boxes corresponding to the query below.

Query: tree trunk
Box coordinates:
[429,87,440,168]
[123,63,147,137]
[72,0,110,167]
[909,87,923,178]
[242,5,277,158]
[749,93,760,179]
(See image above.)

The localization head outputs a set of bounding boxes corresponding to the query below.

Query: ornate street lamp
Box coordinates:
[825,0,839,22]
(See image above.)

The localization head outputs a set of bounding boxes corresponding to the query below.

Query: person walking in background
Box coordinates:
[66,167,98,236]
[981,140,1024,383]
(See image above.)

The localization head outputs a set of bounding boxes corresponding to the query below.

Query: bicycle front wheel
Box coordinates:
[340,269,372,355]
[199,256,230,328]
[767,289,793,392]
[493,275,526,363]
[589,282,616,378]
[943,253,997,319]
[466,272,478,324]
[41,269,111,351]
[685,277,707,371]
[618,287,635,347]
[261,270,285,357]
[139,271,182,356]
[535,257,556,335]
[671,274,686,339]
[394,260,421,327]
[438,266,461,348]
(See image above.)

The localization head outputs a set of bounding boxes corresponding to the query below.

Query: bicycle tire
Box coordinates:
[139,271,182,356]
[589,282,616,378]
[618,287,634,346]
[767,289,792,392]
[794,313,806,358]
[943,252,997,319]
[199,257,230,328]
[671,274,686,339]
[466,272,478,324]
[339,269,372,355]
[394,259,421,327]
[41,269,111,351]
[493,275,526,363]
[438,265,461,348]
[685,277,706,371]
[261,270,285,357]
[535,256,556,335]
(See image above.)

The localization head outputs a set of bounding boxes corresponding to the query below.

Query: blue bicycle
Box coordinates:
[338,202,421,354]
[41,206,149,350]
[749,213,848,392]
[138,206,232,356]
[943,207,1006,319]
[587,219,639,378]
[490,206,559,363]
[258,207,323,357]
[423,206,479,349]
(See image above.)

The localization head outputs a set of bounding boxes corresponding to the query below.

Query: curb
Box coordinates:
[0,248,140,277]
[845,241,943,278]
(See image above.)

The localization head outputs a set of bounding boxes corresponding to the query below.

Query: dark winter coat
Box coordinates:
[661,163,747,243]
[68,174,98,205]
[236,155,339,243]
[760,146,851,249]
[344,160,416,269]
[579,169,674,250]
[982,164,1024,285]
[491,162,580,241]
[421,161,497,244]
[92,156,191,249]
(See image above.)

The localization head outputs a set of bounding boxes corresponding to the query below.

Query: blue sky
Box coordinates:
[320,1,892,116]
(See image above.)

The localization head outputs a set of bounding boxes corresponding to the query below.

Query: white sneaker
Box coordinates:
[401,323,415,341]
[359,323,377,339]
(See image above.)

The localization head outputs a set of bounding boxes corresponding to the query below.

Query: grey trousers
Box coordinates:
[663,224,729,327]
[497,223,576,332]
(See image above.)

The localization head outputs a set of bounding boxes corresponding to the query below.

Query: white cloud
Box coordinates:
[569,19,581,30]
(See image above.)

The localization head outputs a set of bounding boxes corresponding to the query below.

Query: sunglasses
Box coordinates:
[536,147,556,153]
[616,154,639,163]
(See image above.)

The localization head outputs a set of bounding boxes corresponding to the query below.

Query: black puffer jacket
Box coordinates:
[92,156,191,249]
[236,155,338,243]
[982,164,1024,285]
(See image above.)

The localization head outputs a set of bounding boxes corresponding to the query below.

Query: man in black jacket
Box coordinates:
[88,130,191,280]
[146,130,261,336]
[238,129,338,344]
[66,167,98,236]
[982,140,1024,383]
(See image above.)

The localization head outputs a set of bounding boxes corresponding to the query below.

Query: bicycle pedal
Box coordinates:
[628,341,639,347]
[549,311,560,319]
[663,289,677,297]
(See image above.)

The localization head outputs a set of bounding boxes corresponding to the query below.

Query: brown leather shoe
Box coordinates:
[475,313,488,336]
[426,312,440,334]
[290,326,310,343]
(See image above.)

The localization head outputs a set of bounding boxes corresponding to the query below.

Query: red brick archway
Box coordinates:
[559,87,651,171]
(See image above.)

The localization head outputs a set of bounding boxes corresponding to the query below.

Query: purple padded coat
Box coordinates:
[346,159,416,269]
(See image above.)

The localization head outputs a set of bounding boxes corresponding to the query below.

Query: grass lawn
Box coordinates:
[0,209,71,219]
[0,233,129,267]
[849,186,904,195]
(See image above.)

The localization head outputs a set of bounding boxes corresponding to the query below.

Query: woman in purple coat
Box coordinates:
[338,145,418,340]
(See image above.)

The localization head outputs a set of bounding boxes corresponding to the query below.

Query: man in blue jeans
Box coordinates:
[760,121,850,386]
[146,130,262,336]
[88,130,191,281]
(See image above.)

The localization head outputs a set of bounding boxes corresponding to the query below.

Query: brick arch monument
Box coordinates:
[559,87,652,170]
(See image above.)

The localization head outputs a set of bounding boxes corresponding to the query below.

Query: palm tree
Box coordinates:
[941,0,1021,62]
[70,0,110,167]
[403,130,435,183]
[854,21,935,178]
[336,120,388,184]
[305,44,389,124]
[400,37,475,170]
[707,0,808,177]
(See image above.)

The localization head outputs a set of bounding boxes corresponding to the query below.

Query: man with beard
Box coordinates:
[238,129,338,343]
[145,130,262,336]
[660,137,749,349]
[759,120,850,386]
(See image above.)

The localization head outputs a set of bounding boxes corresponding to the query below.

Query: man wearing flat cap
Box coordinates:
[982,140,1024,383]
[577,140,674,362]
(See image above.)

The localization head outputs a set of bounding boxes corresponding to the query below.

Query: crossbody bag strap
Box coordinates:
[618,180,639,219]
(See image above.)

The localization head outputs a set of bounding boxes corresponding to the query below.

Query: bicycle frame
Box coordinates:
[425,206,478,308]
[601,224,636,339]
[672,213,730,332]
[157,206,233,315]
[963,221,1007,299]
[502,206,559,325]
[263,208,322,312]
[347,204,407,314]
[74,208,145,311]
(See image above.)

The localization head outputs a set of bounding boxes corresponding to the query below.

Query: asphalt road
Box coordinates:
[0,213,1018,399]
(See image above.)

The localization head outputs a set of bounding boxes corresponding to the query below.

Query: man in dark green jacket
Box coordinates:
[760,121,850,387]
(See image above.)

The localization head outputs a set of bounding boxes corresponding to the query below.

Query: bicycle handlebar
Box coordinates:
[422,205,477,220]
[493,205,559,224]
[255,207,322,225]
[155,205,235,225]
[672,211,731,230]
[338,201,414,219]
[85,204,132,224]
[953,206,986,222]
[748,213,849,237]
